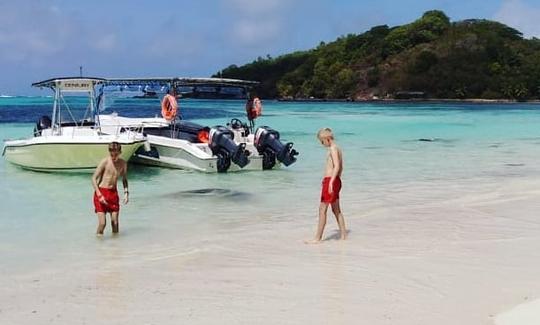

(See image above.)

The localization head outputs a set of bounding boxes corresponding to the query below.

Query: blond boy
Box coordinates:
[306,128,347,243]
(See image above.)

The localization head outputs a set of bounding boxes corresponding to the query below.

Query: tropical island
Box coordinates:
[214,10,540,101]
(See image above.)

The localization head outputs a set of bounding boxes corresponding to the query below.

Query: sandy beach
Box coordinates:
[1,174,539,325]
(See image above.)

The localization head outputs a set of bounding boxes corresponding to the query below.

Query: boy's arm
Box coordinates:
[122,161,129,204]
[329,146,341,193]
[92,159,106,201]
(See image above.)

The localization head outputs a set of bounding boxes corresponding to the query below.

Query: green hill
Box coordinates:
[214,10,540,100]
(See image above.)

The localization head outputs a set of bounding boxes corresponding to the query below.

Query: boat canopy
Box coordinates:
[32,77,258,91]
[32,77,106,91]
[103,77,259,89]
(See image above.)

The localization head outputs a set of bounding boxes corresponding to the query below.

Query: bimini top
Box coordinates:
[104,77,259,88]
[32,77,106,91]
[32,76,259,91]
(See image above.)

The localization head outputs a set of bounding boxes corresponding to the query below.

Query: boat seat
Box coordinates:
[60,120,96,127]
[144,125,201,143]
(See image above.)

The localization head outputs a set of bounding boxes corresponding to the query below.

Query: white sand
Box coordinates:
[495,299,540,325]
[1,177,540,324]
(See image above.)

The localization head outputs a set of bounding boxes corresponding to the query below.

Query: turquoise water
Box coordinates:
[1,98,540,273]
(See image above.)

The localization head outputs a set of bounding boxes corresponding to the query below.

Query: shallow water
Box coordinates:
[1,98,540,274]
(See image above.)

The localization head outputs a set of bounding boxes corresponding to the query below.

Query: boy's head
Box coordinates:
[108,142,122,161]
[317,127,334,147]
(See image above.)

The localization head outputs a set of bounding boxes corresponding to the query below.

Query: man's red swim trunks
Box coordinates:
[321,176,342,204]
[93,187,120,213]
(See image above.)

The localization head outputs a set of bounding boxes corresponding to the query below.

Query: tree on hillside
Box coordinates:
[217,10,540,100]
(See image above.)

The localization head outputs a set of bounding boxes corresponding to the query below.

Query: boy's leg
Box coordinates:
[96,212,106,235]
[111,212,119,233]
[305,203,329,243]
[331,200,347,240]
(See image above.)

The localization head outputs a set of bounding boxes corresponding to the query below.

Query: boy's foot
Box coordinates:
[96,233,104,237]
[304,239,322,244]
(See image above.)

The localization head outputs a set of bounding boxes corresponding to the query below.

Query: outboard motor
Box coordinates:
[209,126,250,172]
[34,115,52,136]
[254,126,299,170]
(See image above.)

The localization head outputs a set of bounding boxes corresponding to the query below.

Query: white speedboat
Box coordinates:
[2,77,146,172]
[98,77,298,173]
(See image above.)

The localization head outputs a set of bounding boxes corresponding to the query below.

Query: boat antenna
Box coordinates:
[79,65,83,77]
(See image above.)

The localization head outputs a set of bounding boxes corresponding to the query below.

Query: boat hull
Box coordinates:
[132,137,266,172]
[3,140,145,172]
[98,114,286,173]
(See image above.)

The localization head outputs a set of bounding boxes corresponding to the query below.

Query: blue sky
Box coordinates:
[1,0,539,95]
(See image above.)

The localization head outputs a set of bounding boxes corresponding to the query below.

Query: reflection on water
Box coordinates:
[167,188,252,200]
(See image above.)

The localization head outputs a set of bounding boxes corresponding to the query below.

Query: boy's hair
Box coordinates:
[108,142,122,152]
[317,127,334,141]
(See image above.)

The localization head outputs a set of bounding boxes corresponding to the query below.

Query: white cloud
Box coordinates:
[226,0,289,15]
[220,0,294,46]
[92,33,118,52]
[493,0,540,38]
[0,2,73,62]
[231,18,283,45]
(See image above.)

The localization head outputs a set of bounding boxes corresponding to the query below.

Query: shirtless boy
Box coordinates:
[306,128,347,243]
[92,142,129,235]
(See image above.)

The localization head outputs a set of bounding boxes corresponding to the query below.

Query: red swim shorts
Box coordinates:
[321,177,342,204]
[93,187,120,213]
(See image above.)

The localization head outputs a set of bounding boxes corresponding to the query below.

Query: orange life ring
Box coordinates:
[161,94,178,121]
[246,97,262,120]
[253,97,262,117]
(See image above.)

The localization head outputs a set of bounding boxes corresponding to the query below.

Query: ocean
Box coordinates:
[1,97,537,250]
[2,97,540,323]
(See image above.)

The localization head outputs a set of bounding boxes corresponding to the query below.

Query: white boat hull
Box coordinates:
[132,136,265,172]
[99,114,272,173]
[3,128,145,172]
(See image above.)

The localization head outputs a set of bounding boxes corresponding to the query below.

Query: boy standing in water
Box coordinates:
[92,142,129,236]
[306,128,347,243]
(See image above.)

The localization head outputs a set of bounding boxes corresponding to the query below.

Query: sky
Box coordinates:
[1,0,539,95]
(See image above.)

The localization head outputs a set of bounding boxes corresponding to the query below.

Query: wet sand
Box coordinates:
[1,177,539,324]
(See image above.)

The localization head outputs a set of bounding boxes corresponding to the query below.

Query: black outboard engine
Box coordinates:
[209,126,250,172]
[254,126,299,170]
[34,115,52,136]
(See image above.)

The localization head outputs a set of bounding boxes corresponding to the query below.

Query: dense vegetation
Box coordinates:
[214,11,540,100]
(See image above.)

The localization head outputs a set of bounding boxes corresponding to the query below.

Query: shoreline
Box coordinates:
[277,97,540,104]
[1,96,540,104]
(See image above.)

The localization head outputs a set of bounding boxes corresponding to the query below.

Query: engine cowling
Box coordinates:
[209,126,250,172]
[254,126,298,169]
[34,115,52,136]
